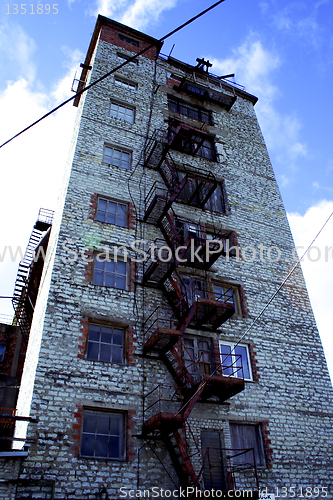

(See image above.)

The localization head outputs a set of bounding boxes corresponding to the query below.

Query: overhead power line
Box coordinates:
[174,209,333,418]
[0,0,226,149]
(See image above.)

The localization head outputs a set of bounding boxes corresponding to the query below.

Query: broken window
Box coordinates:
[81,409,125,459]
[176,175,226,213]
[213,283,240,314]
[183,335,214,376]
[117,52,138,65]
[95,198,128,227]
[86,323,125,364]
[169,125,216,161]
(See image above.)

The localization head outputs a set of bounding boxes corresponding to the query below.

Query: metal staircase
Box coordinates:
[12,208,54,342]
[142,123,251,492]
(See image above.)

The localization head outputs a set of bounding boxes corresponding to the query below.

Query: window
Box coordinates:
[95,198,128,227]
[114,77,137,91]
[86,323,125,364]
[197,138,216,160]
[182,277,206,304]
[169,124,216,161]
[93,256,127,289]
[117,53,138,65]
[185,84,209,98]
[103,146,131,169]
[201,430,227,490]
[204,183,225,213]
[0,346,5,362]
[110,102,134,123]
[219,341,252,380]
[183,336,213,376]
[213,283,240,314]
[229,423,265,467]
[81,409,125,459]
[168,97,211,125]
[118,33,139,47]
[176,175,225,213]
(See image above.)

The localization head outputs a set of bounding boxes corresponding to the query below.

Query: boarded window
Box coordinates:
[229,423,265,467]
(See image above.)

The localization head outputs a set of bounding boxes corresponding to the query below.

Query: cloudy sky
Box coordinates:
[0,0,332,379]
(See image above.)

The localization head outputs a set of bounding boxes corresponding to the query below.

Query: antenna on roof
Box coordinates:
[169,44,175,58]
[218,73,235,80]
[195,57,212,72]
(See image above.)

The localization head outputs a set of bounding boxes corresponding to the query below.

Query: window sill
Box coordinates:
[79,455,127,461]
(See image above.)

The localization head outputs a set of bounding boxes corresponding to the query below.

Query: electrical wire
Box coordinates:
[173,209,333,418]
[0,0,226,150]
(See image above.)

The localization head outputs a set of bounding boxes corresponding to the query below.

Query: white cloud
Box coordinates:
[91,0,178,30]
[0,35,82,317]
[210,37,307,167]
[288,200,333,382]
[272,0,331,52]
[0,21,37,84]
[313,180,333,193]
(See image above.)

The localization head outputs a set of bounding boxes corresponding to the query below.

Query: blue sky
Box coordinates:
[0,0,332,377]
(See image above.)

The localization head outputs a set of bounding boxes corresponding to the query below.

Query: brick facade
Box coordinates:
[2,15,333,500]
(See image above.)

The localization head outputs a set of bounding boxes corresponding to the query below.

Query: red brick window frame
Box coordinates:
[88,193,135,230]
[229,422,267,469]
[219,340,253,381]
[78,319,135,367]
[72,405,137,461]
[212,281,242,317]
[249,343,260,382]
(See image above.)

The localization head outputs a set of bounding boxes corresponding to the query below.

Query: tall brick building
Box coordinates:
[1,15,332,499]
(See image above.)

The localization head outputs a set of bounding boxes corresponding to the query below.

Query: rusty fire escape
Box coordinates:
[12,208,54,342]
[141,122,259,493]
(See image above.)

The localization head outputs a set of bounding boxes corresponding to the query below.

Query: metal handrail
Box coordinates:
[143,306,178,336]
[188,446,259,498]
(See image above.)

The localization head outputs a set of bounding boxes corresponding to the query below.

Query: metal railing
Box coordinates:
[143,384,183,422]
[188,446,259,498]
[144,306,179,338]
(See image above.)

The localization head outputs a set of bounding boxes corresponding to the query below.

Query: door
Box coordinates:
[201,430,227,490]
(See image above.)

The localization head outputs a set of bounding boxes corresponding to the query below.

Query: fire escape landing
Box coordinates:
[141,123,257,493]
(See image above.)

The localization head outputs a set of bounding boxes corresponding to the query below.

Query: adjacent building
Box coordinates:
[1,15,332,500]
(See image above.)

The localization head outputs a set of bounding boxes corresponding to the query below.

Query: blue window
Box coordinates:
[86,323,125,364]
[219,342,252,380]
[93,257,127,290]
[81,410,125,459]
[95,198,128,227]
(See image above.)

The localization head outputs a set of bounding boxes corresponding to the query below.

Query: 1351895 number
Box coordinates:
[6,4,58,14]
